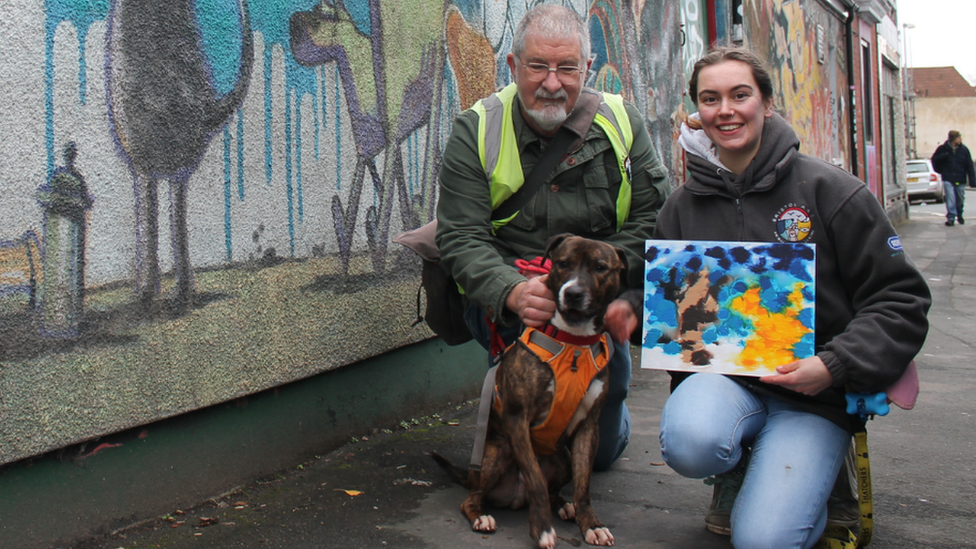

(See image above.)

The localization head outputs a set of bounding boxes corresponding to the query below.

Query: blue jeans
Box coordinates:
[944,180,966,222]
[463,303,631,471]
[660,373,850,549]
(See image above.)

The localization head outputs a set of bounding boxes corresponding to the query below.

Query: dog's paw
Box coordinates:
[558,502,576,521]
[537,527,557,549]
[584,526,614,546]
[472,515,496,532]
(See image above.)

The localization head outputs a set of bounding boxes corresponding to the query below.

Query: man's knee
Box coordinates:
[606,342,631,401]
[594,404,629,471]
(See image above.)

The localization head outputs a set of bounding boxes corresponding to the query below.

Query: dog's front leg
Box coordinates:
[504,413,557,549]
[570,414,614,546]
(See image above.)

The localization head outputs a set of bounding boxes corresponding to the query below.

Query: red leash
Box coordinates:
[514,257,552,277]
[487,257,552,358]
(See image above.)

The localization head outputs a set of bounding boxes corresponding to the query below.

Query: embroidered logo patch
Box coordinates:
[773,205,813,243]
[888,235,903,251]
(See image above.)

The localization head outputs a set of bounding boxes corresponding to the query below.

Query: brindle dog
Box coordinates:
[433,234,627,548]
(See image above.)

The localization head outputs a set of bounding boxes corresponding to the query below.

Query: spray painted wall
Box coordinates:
[743,0,852,168]
[0,0,683,466]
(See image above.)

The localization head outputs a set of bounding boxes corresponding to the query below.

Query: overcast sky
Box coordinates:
[897,0,976,84]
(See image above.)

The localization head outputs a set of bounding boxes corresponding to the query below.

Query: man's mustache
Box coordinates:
[535,88,569,101]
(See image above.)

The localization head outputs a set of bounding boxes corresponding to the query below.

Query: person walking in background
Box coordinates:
[931,130,976,226]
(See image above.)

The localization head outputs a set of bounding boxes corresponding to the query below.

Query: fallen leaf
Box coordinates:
[75,443,124,461]
[335,489,363,496]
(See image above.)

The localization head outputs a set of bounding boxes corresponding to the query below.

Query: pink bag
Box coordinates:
[886,360,919,410]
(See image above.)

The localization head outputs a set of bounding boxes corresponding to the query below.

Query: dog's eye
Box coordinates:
[593,263,609,274]
[556,260,570,270]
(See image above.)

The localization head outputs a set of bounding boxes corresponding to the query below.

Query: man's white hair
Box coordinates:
[511,4,590,64]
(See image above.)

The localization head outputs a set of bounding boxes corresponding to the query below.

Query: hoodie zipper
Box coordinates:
[734,197,745,239]
[716,167,747,240]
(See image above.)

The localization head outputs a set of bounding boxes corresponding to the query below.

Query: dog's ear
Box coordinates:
[615,246,629,288]
[544,233,574,260]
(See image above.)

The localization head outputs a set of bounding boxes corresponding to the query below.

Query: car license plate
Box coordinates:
[908,177,919,183]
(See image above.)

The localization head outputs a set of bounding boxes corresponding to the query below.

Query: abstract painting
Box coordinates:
[640,240,816,377]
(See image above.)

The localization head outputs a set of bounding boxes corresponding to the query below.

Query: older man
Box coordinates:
[435,4,670,470]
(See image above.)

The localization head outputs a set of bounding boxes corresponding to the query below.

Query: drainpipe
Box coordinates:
[706,0,718,46]
[814,0,859,176]
[843,1,860,177]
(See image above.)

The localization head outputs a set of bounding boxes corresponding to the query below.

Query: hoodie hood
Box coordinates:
[678,113,729,170]
[680,112,801,196]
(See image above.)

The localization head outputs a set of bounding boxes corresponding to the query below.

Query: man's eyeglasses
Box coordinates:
[520,61,584,84]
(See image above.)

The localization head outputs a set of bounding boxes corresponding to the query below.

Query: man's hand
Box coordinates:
[760,356,833,396]
[604,299,638,343]
[506,276,556,328]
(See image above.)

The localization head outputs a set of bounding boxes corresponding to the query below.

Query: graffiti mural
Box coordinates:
[744,0,850,166]
[107,0,255,305]
[0,0,684,466]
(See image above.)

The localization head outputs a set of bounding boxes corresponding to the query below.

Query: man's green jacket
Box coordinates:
[436,87,671,324]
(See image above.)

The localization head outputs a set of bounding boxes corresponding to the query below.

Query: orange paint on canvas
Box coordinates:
[729,285,812,371]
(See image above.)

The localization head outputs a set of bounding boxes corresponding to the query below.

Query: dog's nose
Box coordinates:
[562,285,587,306]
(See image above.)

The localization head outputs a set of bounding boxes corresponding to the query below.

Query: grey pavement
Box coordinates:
[72,200,976,549]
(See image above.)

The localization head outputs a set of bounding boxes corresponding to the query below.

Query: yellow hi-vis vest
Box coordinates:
[470,83,634,232]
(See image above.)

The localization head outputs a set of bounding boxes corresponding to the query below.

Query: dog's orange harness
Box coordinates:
[494,327,611,456]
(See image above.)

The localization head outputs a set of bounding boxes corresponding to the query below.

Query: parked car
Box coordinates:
[906,159,944,203]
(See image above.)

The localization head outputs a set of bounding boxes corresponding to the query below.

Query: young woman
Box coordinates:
[653,48,931,548]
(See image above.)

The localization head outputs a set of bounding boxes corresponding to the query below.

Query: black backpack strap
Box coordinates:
[491,127,576,221]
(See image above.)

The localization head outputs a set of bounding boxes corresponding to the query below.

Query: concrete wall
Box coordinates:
[0,338,486,548]
[0,0,686,466]
[912,96,976,158]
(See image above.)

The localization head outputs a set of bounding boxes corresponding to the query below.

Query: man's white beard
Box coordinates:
[523,88,570,132]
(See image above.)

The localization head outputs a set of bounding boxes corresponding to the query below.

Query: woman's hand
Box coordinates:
[506,276,555,328]
[604,299,638,344]
[760,356,833,396]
